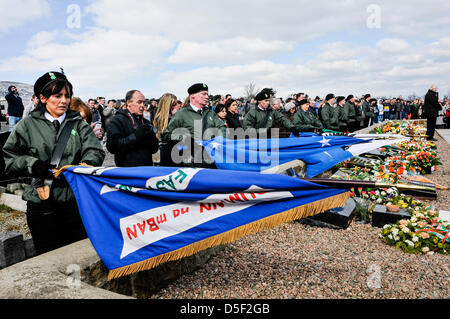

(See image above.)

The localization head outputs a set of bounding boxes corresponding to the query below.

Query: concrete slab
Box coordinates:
[0,193,27,212]
[0,239,132,299]
[436,129,450,145]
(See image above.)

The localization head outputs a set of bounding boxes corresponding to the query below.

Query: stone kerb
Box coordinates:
[0,239,132,299]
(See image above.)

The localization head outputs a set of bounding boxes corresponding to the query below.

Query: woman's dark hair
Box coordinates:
[214,104,226,114]
[224,99,236,111]
[37,79,73,112]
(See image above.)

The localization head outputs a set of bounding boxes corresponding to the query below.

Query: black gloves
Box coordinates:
[31,160,54,179]
[291,128,300,137]
[135,124,152,142]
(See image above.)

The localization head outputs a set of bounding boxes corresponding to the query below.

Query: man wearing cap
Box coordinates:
[243,90,299,138]
[362,94,374,127]
[336,96,348,132]
[5,85,25,132]
[320,94,340,132]
[162,83,226,167]
[292,99,324,133]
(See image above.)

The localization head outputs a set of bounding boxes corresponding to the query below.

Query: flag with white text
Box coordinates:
[63,166,349,279]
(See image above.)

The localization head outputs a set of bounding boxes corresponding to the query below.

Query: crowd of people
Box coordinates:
[1,71,449,256]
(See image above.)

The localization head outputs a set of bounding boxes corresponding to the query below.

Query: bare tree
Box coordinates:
[244,83,259,101]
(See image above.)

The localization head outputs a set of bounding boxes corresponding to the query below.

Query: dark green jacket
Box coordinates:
[162,105,226,142]
[292,108,323,132]
[354,103,362,123]
[337,104,348,129]
[3,108,105,203]
[320,103,340,131]
[344,102,357,124]
[362,100,374,118]
[243,106,294,136]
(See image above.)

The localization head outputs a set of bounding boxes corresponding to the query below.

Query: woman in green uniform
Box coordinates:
[3,71,105,255]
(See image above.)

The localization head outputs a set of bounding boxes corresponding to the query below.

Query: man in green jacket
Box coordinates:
[320,94,340,132]
[344,95,357,132]
[162,83,226,166]
[362,94,374,127]
[336,96,348,132]
[292,99,323,133]
[243,90,299,138]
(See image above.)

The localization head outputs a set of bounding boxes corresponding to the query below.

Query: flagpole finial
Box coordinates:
[60,67,64,75]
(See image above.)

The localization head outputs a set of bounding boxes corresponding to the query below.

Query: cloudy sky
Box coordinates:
[1,0,449,101]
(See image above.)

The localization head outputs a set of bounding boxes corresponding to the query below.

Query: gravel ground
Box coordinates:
[1,134,449,299]
[151,133,450,299]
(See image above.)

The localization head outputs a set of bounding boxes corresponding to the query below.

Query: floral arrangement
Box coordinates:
[380,208,449,255]
[349,187,449,255]
[376,121,427,136]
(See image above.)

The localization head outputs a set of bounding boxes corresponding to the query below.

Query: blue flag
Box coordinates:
[199,134,368,177]
[63,166,349,279]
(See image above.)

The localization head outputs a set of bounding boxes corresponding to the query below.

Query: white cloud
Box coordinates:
[2,0,450,100]
[0,28,174,98]
[0,0,50,34]
[168,37,294,65]
[160,36,450,100]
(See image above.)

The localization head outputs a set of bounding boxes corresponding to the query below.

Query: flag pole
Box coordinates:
[302,178,437,198]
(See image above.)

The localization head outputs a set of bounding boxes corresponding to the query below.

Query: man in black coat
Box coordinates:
[5,85,24,132]
[106,90,159,167]
[423,85,442,141]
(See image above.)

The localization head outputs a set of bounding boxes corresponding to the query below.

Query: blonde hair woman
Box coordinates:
[153,93,178,139]
[153,93,178,166]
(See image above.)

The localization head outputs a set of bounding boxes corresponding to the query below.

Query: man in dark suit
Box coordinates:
[423,85,442,141]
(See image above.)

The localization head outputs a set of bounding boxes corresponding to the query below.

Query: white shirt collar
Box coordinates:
[190,104,201,112]
[45,112,66,124]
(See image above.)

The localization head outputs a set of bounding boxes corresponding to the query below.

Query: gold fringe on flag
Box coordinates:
[107,191,350,281]
[52,163,93,179]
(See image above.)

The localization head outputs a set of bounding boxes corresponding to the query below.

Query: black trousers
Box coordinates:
[26,200,87,256]
[426,115,437,140]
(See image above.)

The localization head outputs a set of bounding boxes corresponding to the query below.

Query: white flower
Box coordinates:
[412,236,419,243]
[388,235,393,240]
[376,198,383,204]
[387,188,393,194]
[383,224,390,229]
[402,227,410,234]
[381,191,387,196]
[392,228,399,236]
[422,247,430,253]
[375,190,380,196]
[394,235,400,241]
[411,216,417,223]
[405,240,414,247]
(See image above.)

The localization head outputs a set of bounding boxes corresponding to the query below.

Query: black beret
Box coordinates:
[364,94,371,99]
[255,91,271,101]
[336,96,345,103]
[34,71,71,97]
[325,93,335,101]
[298,99,309,106]
[346,95,354,100]
[188,83,209,95]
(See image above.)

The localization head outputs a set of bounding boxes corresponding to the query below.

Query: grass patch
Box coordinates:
[0,204,13,213]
